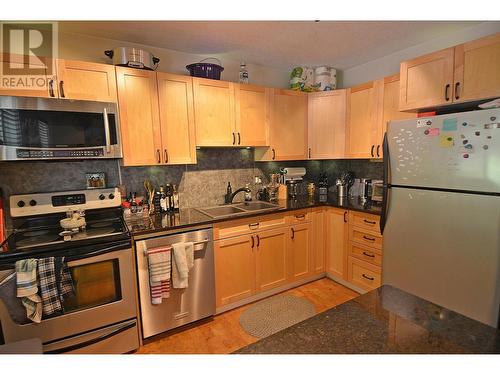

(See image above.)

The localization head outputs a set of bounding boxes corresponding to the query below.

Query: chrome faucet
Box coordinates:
[225,186,251,204]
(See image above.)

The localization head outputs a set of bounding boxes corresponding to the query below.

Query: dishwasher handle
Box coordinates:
[143,238,210,256]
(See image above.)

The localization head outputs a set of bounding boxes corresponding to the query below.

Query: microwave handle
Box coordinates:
[103,107,111,154]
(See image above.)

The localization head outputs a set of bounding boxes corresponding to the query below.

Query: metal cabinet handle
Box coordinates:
[251,235,255,249]
[455,82,460,100]
[103,108,111,153]
[362,251,375,258]
[445,84,450,101]
[232,132,235,145]
[249,223,259,230]
[363,219,376,225]
[164,149,168,163]
[272,148,276,160]
[363,235,375,242]
[48,79,55,97]
[295,214,305,219]
[370,145,374,157]
[376,145,380,157]
[59,80,65,98]
[308,148,311,159]
[156,149,161,163]
[237,132,241,145]
[343,211,347,223]
[362,273,375,281]
[291,227,295,239]
[256,235,260,247]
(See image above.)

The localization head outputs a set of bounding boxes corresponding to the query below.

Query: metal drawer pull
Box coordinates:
[251,236,255,248]
[232,132,236,145]
[157,149,161,163]
[343,211,347,223]
[445,84,450,101]
[376,145,380,157]
[256,235,260,247]
[291,228,295,239]
[272,148,276,160]
[362,251,375,258]
[363,219,376,225]
[454,82,460,100]
[237,132,241,145]
[59,80,66,98]
[48,79,55,97]
[362,273,375,281]
[370,145,374,157]
[164,149,168,163]
[362,235,375,241]
[249,223,259,229]
[295,214,305,219]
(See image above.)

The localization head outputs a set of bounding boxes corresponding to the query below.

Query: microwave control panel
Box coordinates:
[16,148,104,158]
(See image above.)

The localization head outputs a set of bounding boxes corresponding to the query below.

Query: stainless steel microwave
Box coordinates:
[0,96,122,161]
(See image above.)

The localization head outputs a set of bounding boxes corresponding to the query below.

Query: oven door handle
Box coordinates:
[103,107,111,154]
[66,242,130,262]
[44,320,137,354]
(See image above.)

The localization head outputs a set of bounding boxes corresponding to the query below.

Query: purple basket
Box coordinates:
[186,58,224,80]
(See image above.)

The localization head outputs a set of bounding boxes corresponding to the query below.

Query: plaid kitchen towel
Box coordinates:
[58,258,74,301]
[15,259,42,323]
[38,257,63,316]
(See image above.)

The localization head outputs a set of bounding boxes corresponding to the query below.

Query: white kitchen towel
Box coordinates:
[15,259,42,323]
[145,246,171,304]
[172,242,194,289]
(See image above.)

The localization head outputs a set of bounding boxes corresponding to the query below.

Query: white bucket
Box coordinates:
[313,66,337,91]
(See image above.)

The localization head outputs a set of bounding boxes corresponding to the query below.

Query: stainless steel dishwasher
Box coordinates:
[135,226,215,339]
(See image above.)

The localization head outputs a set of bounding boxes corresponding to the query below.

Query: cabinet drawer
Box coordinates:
[349,211,380,233]
[349,227,383,250]
[214,212,287,240]
[286,209,311,225]
[348,256,381,291]
[349,242,382,266]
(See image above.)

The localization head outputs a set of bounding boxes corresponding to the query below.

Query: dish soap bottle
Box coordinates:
[239,61,249,84]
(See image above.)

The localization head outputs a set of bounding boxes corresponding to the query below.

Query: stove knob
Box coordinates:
[29,199,37,206]
[99,194,105,200]
[108,193,115,200]
[17,200,25,208]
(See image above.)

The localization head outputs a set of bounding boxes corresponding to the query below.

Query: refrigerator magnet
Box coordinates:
[425,128,440,136]
[439,135,454,148]
[442,118,458,131]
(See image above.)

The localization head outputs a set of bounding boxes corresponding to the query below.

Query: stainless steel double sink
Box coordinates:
[196,201,281,219]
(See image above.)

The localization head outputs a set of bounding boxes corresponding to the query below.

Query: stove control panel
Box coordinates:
[10,188,121,217]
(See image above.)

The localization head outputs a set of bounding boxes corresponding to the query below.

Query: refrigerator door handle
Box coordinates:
[380,132,390,234]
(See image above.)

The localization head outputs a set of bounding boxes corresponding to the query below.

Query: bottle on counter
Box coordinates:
[165,183,174,211]
[159,186,168,213]
[225,182,233,204]
[172,184,179,211]
[239,61,249,84]
[130,192,138,214]
[244,184,252,201]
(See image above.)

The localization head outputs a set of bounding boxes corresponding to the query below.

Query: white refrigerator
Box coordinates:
[381,108,500,327]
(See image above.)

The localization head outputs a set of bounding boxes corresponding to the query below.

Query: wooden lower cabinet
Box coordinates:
[347,256,382,291]
[326,208,348,279]
[214,235,255,307]
[288,223,312,281]
[311,208,326,274]
[255,228,288,292]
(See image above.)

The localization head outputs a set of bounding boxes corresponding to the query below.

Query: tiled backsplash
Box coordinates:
[0,149,382,228]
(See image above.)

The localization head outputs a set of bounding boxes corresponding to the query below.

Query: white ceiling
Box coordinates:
[60,21,484,70]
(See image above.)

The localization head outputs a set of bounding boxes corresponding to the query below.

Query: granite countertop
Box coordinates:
[235,285,500,354]
[124,194,382,237]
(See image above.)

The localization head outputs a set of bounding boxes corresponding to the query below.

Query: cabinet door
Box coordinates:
[214,235,255,307]
[269,89,308,161]
[378,75,416,158]
[345,81,382,158]
[0,53,52,97]
[193,77,235,146]
[255,227,288,292]
[235,83,269,146]
[453,32,500,103]
[157,73,196,164]
[326,208,348,279]
[56,59,117,102]
[288,223,313,281]
[399,47,455,111]
[308,90,347,159]
[116,67,162,166]
[311,208,326,274]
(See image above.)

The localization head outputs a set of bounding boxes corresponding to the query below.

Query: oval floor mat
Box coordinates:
[239,294,316,338]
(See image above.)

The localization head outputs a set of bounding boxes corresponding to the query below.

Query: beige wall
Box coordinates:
[342,21,500,87]
[58,31,290,88]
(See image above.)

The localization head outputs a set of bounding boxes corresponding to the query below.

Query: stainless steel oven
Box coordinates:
[0,241,139,353]
[0,96,122,160]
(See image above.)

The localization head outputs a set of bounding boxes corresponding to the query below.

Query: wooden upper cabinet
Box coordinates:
[214,235,255,308]
[235,83,270,146]
[255,227,288,292]
[157,73,196,164]
[193,77,235,146]
[56,59,117,102]
[267,89,308,161]
[308,90,347,159]
[116,67,162,166]
[399,47,455,111]
[0,53,51,97]
[326,208,348,280]
[453,32,500,103]
[345,81,383,158]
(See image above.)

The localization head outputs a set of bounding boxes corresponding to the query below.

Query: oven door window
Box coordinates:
[63,259,122,313]
[0,109,117,148]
